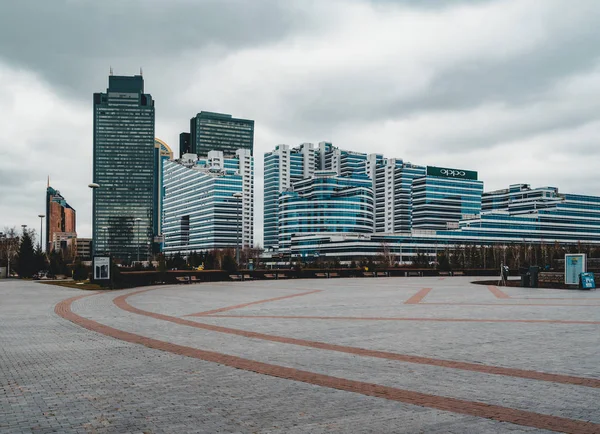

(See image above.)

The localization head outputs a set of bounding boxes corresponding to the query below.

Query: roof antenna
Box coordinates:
[109,66,113,76]
[47,175,50,188]
[140,67,143,76]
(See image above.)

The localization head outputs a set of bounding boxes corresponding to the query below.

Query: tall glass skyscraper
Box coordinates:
[92,74,155,261]
[188,111,254,157]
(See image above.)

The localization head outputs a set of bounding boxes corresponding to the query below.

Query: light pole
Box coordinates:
[135,218,142,264]
[0,232,7,278]
[88,183,100,256]
[38,214,45,251]
[232,192,243,267]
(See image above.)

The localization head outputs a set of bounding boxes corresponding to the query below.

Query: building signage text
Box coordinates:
[427,166,478,180]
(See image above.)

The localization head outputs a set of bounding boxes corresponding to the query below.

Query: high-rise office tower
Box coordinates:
[92,74,155,261]
[46,182,76,253]
[179,132,191,157]
[187,111,254,157]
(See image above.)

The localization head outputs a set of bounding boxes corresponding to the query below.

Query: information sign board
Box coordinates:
[93,256,111,280]
[565,254,586,285]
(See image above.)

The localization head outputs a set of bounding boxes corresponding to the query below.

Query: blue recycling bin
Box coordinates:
[580,272,596,289]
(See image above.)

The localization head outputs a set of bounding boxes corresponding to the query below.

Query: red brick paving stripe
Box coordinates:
[56,293,600,434]
[115,289,600,389]
[422,302,600,307]
[203,314,600,325]
[188,290,323,316]
[487,285,511,299]
[404,288,432,304]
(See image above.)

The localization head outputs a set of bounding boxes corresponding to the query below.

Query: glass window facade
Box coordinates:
[412,174,483,230]
[287,185,600,261]
[162,150,254,254]
[189,111,254,157]
[278,172,374,253]
[92,75,155,261]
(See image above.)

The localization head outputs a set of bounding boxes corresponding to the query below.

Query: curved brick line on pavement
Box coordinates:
[188,290,323,316]
[404,288,432,304]
[115,289,600,389]
[487,285,510,299]
[56,293,600,434]
[422,302,600,306]
[202,314,600,325]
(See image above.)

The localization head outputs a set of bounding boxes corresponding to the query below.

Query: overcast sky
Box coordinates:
[1,0,600,245]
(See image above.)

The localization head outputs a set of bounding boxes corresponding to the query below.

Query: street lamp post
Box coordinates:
[88,183,100,256]
[38,214,45,251]
[135,218,142,264]
[232,192,243,267]
[1,232,7,278]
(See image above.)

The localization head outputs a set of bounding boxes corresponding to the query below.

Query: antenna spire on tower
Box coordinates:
[109,66,113,76]
[47,175,50,188]
[140,67,143,76]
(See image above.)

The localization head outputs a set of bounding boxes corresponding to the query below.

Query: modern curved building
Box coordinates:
[285,184,600,264]
[162,149,254,254]
[278,171,374,252]
[155,138,173,159]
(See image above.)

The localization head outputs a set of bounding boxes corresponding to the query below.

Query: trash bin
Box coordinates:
[519,267,529,287]
[580,272,596,289]
[529,266,539,288]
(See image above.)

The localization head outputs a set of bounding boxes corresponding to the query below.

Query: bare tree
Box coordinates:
[0,227,20,277]
[378,241,393,268]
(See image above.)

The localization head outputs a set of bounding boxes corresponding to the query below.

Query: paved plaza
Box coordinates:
[1,277,599,433]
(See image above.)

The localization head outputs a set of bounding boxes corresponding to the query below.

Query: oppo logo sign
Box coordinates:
[440,169,466,177]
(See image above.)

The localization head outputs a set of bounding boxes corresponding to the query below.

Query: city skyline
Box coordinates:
[2,1,600,245]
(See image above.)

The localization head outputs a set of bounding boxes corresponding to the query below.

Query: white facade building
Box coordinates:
[162,149,253,255]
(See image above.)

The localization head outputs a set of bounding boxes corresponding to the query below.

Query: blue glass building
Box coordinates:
[162,149,253,254]
[264,143,319,251]
[264,142,426,252]
[278,171,374,252]
[411,166,483,230]
[286,184,600,263]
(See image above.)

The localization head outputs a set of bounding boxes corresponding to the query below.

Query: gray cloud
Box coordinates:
[0,0,313,97]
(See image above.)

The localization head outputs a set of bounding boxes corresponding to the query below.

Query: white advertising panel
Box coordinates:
[93,256,111,280]
[564,254,586,285]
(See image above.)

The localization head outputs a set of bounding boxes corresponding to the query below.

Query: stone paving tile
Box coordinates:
[72,288,600,425]
[127,279,600,378]
[2,279,565,433]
